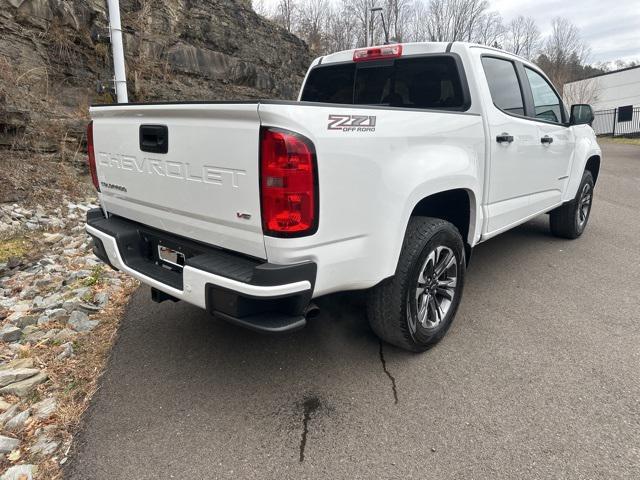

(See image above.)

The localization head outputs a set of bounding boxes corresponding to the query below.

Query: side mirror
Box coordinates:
[570,104,594,126]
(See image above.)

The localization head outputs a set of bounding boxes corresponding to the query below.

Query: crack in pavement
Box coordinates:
[299,396,321,462]
[379,340,398,404]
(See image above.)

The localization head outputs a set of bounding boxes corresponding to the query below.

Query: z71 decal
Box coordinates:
[328,114,377,132]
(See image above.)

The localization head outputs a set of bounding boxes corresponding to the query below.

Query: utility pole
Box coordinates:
[106,0,128,103]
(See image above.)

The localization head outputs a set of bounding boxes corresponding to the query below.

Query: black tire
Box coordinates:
[367,217,465,352]
[550,170,594,239]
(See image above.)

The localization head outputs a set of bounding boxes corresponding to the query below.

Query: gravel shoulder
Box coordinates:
[66,142,640,480]
[0,199,136,479]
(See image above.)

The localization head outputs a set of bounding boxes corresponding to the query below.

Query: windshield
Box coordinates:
[300,55,467,110]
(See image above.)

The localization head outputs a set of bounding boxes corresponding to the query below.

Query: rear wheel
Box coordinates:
[550,170,594,239]
[367,217,465,352]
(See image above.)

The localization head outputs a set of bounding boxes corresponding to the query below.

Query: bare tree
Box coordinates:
[406,0,429,42]
[324,3,359,52]
[297,0,329,51]
[344,0,382,47]
[425,0,489,42]
[273,0,297,33]
[385,0,412,41]
[504,15,540,59]
[563,77,600,105]
[472,10,505,47]
[614,59,639,69]
[539,17,589,88]
[593,59,639,72]
[260,0,601,96]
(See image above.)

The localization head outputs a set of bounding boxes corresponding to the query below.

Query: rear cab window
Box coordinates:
[301,55,469,111]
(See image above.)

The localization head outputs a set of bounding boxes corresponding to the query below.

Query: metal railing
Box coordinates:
[592,106,640,137]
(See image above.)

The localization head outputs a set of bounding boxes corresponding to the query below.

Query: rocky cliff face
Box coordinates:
[0,0,312,152]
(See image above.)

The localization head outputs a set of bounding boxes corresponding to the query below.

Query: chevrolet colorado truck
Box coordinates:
[85,42,601,352]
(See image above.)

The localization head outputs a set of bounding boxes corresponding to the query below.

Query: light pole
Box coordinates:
[370,7,390,45]
[364,8,368,47]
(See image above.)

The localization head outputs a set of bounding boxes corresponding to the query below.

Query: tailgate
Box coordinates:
[90,103,265,259]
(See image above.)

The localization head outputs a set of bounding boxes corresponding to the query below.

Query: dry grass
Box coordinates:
[0,152,92,205]
[45,20,78,66]
[40,279,137,478]
[123,0,153,32]
[0,57,18,97]
[0,231,58,266]
[1,35,91,155]
[0,236,32,262]
[599,136,640,146]
[0,55,49,105]
[119,0,176,102]
[0,54,65,152]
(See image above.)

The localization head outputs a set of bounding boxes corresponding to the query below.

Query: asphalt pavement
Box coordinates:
[66,141,640,479]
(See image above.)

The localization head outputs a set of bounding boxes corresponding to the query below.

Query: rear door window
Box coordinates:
[301,56,467,110]
[481,57,525,116]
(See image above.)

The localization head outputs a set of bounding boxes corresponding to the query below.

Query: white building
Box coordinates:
[563,65,640,110]
[564,66,640,136]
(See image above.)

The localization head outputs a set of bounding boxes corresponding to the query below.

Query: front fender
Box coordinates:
[563,126,602,202]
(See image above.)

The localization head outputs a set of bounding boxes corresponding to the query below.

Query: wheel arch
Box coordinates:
[408,188,477,263]
[563,132,602,202]
[585,155,601,184]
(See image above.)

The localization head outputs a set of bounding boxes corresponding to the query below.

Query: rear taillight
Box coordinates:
[353,44,402,62]
[260,127,318,237]
[87,121,100,191]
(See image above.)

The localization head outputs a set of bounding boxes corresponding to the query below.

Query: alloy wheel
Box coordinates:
[408,245,458,332]
[577,182,593,228]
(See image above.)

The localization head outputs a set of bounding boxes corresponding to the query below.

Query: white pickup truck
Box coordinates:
[86,42,601,351]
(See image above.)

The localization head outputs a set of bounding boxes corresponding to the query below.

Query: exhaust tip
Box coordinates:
[304,303,320,320]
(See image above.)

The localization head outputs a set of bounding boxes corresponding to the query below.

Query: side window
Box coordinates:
[524,67,563,123]
[481,57,525,116]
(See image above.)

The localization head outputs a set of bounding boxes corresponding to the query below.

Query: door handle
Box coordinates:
[496,133,514,144]
[541,135,553,145]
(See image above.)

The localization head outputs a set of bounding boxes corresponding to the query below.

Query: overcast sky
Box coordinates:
[260,0,640,64]
[491,0,640,64]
